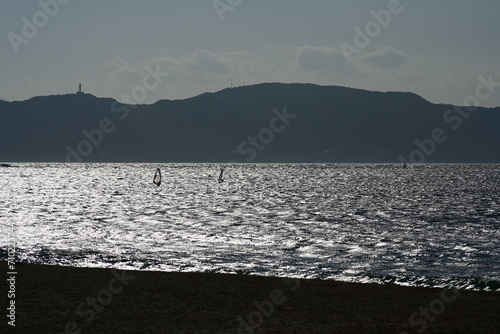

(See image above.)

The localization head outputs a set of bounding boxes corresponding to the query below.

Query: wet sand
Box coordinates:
[3,263,500,333]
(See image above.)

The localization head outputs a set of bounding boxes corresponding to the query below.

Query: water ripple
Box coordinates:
[1,163,499,291]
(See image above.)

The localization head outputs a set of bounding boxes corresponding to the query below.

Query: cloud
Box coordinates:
[442,63,500,105]
[360,47,408,69]
[96,51,278,102]
[102,58,136,74]
[187,50,232,74]
[393,63,500,107]
[142,50,275,76]
[296,45,351,72]
[397,70,428,84]
[102,58,146,84]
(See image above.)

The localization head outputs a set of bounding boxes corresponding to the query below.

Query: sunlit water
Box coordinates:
[1,163,499,291]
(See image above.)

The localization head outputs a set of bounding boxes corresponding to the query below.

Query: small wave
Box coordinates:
[333,271,500,292]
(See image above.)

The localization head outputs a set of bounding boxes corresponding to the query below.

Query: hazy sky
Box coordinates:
[2,0,499,106]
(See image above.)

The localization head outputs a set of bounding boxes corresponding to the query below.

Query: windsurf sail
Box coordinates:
[218,168,224,183]
[153,168,161,187]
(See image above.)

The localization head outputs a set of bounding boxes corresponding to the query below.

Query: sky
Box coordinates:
[1,0,500,107]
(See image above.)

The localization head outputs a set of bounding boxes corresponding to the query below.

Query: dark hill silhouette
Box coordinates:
[0,83,499,162]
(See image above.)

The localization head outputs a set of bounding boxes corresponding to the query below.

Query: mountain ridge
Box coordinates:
[0,83,499,162]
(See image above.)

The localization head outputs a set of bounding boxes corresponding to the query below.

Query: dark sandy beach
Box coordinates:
[2,263,500,333]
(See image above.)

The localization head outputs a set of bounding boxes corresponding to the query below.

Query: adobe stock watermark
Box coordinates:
[65,64,169,162]
[340,0,413,63]
[7,0,71,55]
[236,277,300,334]
[237,106,296,162]
[213,0,243,21]
[6,220,18,327]
[398,73,500,164]
[49,269,135,334]
[399,287,461,334]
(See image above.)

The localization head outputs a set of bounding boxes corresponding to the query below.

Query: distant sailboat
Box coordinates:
[218,168,224,184]
[153,168,161,187]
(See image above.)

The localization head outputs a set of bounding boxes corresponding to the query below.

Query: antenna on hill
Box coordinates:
[77,84,83,95]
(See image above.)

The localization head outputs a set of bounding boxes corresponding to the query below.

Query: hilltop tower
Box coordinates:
[77,84,83,95]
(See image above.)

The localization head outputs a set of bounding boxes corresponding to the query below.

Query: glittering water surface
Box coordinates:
[1,163,499,291]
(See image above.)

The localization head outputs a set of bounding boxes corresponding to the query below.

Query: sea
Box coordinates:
[1,163,499,291]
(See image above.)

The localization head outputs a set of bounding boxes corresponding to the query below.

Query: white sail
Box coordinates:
[218,168,224,183]
[153,168,161,187]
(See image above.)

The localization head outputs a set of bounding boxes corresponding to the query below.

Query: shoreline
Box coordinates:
[3,263,500,333]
